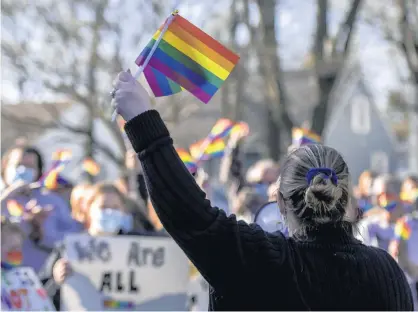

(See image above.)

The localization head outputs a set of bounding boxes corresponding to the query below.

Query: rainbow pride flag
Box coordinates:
[383,201,398,212]
[208,118,235,140]
[190,138,226,161]
[39,149,72,189]
[230,121,250,138]
[6,200,24,218]
[395,217,412,240]
[82,158,101,176]
[176,148,197,173]
[4,251,22,267]
[292,128,321,146]
[400,189,418,203]
[136,11,240,103]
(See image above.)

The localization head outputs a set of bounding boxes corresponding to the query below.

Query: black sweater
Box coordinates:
[124,110,413,311]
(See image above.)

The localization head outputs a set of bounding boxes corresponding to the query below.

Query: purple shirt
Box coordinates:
[1,189,82,272]
[367,221,395,251]
[395,216,418,269]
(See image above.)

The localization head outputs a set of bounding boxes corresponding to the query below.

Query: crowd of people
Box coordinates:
[0,70,417,310]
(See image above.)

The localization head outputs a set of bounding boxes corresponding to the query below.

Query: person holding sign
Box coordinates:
[38,183,159,310]
[111,70,412,310]
[1,217,56,311]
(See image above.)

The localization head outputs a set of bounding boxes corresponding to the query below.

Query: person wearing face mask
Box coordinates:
[38,182,160,310]
[245,159,279,202]
[1,217,26,310]
[400,175,418,214]
[1,146,43,189]
[1,147,79,272]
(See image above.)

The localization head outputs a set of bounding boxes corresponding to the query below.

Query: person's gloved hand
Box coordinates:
[111,70,152,122]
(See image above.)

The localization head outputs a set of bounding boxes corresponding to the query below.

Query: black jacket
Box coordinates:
[38,230,165,310]
[123,110,413,311]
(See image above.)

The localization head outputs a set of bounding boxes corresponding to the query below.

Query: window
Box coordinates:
[350,94,371,134]
[370,151,389,174]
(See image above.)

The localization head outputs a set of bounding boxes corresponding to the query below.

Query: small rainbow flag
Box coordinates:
[82,158,101,176]
[208,118,235,140]
[52,149,72,162]
[380,197,398,212]
[39,149,72,189]
[395,217,412,240]
[176,148,197,173]
[6,200,24,218]
[230,121,250,138]
[400,189,418,203]
[5,251,22,266]
[190,138,226,161]
[292,128,321,146]
[103,299,135,309]
[136,11,240,103]
[43,170,60,190]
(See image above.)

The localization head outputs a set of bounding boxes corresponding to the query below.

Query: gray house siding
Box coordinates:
[323,64,398,183]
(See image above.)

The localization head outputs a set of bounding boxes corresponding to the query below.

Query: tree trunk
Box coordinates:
[400,0,418,173]
[311,0,362,135]
[256,0,293,160]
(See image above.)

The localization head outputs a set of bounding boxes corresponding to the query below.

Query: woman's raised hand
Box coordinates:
[111,70,152,122]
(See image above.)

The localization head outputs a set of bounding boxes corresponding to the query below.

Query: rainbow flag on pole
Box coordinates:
[292,128,321,146]
[135,11,240,103]
[39,150,72,189]
[190,138,226,161]
[395,217,412,240]
[176,148,197,173]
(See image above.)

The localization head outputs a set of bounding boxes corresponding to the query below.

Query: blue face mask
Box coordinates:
[12,166,36,184]
[91,208,124,234]
[121,214,133,233]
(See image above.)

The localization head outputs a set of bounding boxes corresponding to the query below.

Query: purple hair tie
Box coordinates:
[306,167,338,185]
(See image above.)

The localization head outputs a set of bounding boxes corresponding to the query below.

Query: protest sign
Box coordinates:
[61,234,189,311]
[1,267,56,311]
[188,273,209,311]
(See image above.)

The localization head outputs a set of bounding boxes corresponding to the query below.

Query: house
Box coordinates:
[323,62,400,182]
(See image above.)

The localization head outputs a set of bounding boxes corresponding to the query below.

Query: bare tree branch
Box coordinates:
[93,141,124,167]
[332,0,362,57]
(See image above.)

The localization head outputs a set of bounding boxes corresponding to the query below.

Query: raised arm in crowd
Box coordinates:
[111,70,413,311]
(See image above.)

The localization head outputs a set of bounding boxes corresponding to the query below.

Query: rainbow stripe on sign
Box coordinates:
[136,12,240,103]
[103,299,135,309]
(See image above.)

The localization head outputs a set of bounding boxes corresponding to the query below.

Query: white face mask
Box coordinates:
[90,208,124,235]
[5,165,36,185]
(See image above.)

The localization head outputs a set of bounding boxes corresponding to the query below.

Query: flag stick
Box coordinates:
[111,10,179,122]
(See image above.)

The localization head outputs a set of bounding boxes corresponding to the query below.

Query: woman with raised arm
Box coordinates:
[111,71,413,311]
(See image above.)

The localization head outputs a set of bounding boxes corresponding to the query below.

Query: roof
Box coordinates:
[323,61,399,147]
